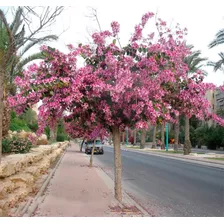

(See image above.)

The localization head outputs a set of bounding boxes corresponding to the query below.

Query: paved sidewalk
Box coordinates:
[32,143,147,217]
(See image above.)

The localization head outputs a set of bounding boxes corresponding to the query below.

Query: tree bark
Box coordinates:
[140,129,146,149]
[183,116,192,155]
[122,132,125,145]
[2,101,11,138]
[89,138,96,167]
[161,123,165,149]
[109,133,112,145]
[50,125,57,141]
[112,126,122,202]
[133,129,137,145]
[80,138,85,152]
[174,118,180,152]
[0,66,4,163]
[152,125,157,149]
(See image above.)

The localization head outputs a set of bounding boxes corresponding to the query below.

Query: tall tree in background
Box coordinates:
[1,6,64,139]
[183,45,207,154]
[0,9,16,162]
[0,6,64,162]
[161,123,165,149]
[152,125,157,149]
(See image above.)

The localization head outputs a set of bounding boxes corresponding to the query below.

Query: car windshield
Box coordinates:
[87,140,102,144]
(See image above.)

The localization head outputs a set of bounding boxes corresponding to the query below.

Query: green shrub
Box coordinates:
[2,138,11,153]
[45,126,50,140]
[9,137,32,154]
[56,134,67,142]
[10,117,31,132]
[28,123,38,132]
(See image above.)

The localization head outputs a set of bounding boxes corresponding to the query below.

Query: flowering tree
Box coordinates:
[8,12,224,202]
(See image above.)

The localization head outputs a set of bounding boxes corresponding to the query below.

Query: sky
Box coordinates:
[1,0,224,86]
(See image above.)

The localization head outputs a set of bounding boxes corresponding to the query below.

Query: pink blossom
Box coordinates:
[111,21,120,36]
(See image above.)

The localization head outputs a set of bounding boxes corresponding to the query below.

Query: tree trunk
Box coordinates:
[0,67,4,163]
[112,126,122,202]
[174,118,180,152]
[140,129,146,149]
[152,125,157,149]
[122,132,125,145]
[183,116,192,155]
[133,129,137,145]
[2,101,11,138]
[161,123,165,149]
[80,138,85,152]
[50,125,57,141]
[89,138,96,167]
[109,134,112,145]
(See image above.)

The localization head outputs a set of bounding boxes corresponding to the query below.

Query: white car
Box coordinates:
[85,139,104,155]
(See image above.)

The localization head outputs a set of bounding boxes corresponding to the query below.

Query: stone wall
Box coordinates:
[0,141,69,216]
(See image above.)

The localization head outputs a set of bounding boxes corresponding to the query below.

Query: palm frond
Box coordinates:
[209,29,224,48]
[20,35,58,57]
[207,52,224,72]
[184,44,207,75]
[17,52,45,71]
[10,7,23,35]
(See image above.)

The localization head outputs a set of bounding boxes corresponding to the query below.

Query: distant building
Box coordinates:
[205,90,216,127]
[215,87,224,114]
[205,87,224,126]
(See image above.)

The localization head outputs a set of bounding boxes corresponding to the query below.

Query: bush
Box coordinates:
[28,123,38,132]
[2,138,11,153]
[10,117,31,132]
[56,134,68,142]
[2,137,32,154]
[45,126,50,140]
[9,137,32,154]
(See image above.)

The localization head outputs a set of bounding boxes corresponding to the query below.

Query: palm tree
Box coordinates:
[151,125,157,149]
[0,9,16,163]
[173,117,180,151]
[1,7,63,138]
[208,28,224,71]
[140,129,147,149]
[0,7,64,162]
[160,123,165,149]
[183,45,207,154]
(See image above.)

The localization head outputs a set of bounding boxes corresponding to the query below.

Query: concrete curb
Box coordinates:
[119,147,224,169]
[91,155,150,217]
[95,164,150,216]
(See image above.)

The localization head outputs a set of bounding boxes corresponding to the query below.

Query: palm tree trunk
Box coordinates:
[184,116,192,155]
[161,123,165,149]
[122,132,125,144]
[0,66,4,163]
[152,125,157,149]
[109,133,112,145]
[50,125,57,142]
[140,129,146,149]
[2,101,11,138]
[174,118,180,152]
[89,138,96,167]
[112,126,122,202]
[133,129,137,145]
[80,138,85,152]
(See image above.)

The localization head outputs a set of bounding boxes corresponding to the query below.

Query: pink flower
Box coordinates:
[111,21,120,36]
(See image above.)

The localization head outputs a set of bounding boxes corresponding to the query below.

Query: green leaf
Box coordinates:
[113,39,116,44]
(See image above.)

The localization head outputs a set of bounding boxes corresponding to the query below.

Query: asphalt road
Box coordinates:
[94,146,224,217]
